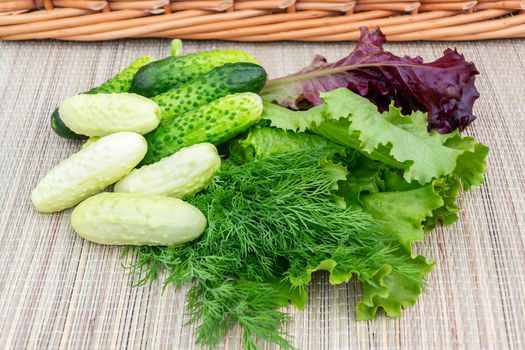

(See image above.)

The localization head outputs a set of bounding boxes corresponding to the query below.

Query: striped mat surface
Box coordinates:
[0,39,523,349]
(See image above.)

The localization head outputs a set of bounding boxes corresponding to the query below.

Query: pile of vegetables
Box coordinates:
[32,30,488,349]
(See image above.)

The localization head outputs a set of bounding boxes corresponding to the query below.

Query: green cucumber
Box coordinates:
[141,92,263,166]
[89,56,155,94]
[71,192,206,246]
[51,109,87,140]
[115,143,221,198]
[51,56,155,139]
[152,62,267,121]
[31,132,147,213]
[130,50,258,97]
[59,93,160,137]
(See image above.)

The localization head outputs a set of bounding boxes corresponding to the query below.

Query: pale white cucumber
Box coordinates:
[71,192,206,245]
[114,143,221,198]
[59,93,161,137]
[31,132,147,213]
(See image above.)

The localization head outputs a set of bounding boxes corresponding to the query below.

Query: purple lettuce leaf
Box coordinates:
[261,27,480,133]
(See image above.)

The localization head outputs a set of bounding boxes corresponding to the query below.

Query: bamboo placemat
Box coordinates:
[0,39,524,349]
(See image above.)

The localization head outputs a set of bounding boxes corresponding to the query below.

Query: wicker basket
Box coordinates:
[0,0,524,41]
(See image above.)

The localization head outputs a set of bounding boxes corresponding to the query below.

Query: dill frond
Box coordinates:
[125,148,421,349]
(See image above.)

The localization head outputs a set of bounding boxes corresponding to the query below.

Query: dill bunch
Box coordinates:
[125,148,422,349]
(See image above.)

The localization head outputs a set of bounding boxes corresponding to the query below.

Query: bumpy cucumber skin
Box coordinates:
[51,56,154,139]
[59,93,161,137]
[31,132,147,213]
[141,92,263,166]
[153,63,267,121]
[130,50,258,97]
[71,192,206,246]
[115,143,221,198]
[89,56,155,94]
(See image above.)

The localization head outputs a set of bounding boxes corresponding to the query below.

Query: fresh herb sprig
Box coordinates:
[125,148,426,349]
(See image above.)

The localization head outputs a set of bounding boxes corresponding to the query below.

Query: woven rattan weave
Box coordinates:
[0,1,524,41]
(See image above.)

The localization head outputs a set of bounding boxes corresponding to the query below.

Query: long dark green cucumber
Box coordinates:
[152,63,267,121]
[140,93,263,166]
[51,56,154,139]
[130,50,258,97]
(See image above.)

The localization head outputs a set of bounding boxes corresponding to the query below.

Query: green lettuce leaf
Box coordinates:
[349,178,441,319]
[380,170,462,232]
[262,88,488,187]
[335,156,385,205]
[361,184,444,250]
[423,177,461,231]
[284,243,434,321]
[288,257,354,286]
[321,90,461,185]
[262,101,325,133]
[227,126,343,164]
[356,254,433,320]
[445,133,489,191]
[339,159,462,248]
[270,279,308,310]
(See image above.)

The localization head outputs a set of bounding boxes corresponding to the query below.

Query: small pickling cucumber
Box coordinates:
[153,62,267,121]
[90,56,155,94]
[115,143,221,198]
[59,93,160,137]
[51,56,154,139]
[141,92,263,166]
[51,109,87,140]
[130,50,258,97]
[71,192,206,246]
[31,132,147,213]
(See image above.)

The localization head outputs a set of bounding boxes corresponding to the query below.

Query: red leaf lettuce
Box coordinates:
[261,27,480,133]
